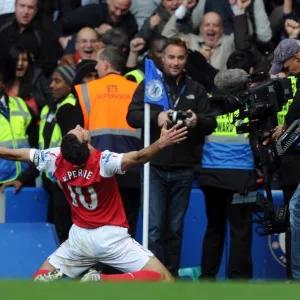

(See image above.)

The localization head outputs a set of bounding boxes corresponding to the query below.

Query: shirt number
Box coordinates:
[68,185,98,210]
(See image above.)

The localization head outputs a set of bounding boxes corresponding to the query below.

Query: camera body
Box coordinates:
[168,110,192,124]
[211,77,293,122]
[210,76,295,236]
[240,77,292,119]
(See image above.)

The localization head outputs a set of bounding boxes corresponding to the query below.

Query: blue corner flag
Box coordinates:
[144,58,170,111]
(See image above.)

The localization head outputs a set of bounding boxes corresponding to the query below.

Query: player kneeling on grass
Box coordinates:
[0,122,187,282]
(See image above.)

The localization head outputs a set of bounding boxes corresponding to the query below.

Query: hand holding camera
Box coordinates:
[168,109,196,128]
[158,110,174,127]
[158,109,197,128]
[184,109,197,128]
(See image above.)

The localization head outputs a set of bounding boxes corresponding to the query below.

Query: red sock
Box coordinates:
[100,270,162,282]
[32,269,50,280]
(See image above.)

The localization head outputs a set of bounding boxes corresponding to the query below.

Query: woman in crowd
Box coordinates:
[5,45,53,147]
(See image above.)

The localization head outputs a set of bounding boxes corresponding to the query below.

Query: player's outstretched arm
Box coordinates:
[121,122,187,171]
[0,147,32,163]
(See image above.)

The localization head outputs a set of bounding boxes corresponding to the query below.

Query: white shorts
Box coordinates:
[48,224,153,278]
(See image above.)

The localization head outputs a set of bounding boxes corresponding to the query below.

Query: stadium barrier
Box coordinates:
[0,187,49,223]
[0,223,59,279]
[136,189,287,281]
[0,187,288,280]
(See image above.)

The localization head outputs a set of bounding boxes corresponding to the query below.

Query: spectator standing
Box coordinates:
[163,0,262,70]
[5,44,53,128]
[127,38,217,276]
[204,0,272,43]
[0,65,35,185]
[0,0,61,77]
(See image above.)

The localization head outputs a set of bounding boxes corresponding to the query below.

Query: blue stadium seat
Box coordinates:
[4,187,49,223]
[0,223,59,279]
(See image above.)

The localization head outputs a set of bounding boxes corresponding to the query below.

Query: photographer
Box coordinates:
[268,38,300,280]
[126,38,216,277]
[195,58,260,281]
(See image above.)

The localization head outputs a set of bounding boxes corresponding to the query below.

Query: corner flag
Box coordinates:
[142,58,171,249]
[144,58,170,111]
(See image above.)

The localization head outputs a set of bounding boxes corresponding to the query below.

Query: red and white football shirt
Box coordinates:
[30,148,128,229]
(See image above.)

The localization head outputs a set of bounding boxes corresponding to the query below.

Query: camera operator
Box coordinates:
[268,38,300,280]
[126,38,217,277]
[195,54,262,281]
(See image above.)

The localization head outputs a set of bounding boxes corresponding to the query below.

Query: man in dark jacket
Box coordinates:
[126,38,216,277]
[0,0,61,77]
[54,0,138,48]
[267,39,300,281]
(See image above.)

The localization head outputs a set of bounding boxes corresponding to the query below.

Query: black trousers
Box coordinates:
[43,177,72,244]
[200,187,253,280]
[282,186,298,279]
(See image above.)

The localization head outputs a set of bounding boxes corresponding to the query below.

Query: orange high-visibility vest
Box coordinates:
[75,73,141,151]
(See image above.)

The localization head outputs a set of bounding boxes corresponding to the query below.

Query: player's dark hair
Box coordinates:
[61,134,90,165]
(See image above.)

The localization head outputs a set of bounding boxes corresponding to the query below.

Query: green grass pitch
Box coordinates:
[1,281,300,300]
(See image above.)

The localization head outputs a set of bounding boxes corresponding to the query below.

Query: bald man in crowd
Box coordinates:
[59,27,99,66]
[162,0,253,70]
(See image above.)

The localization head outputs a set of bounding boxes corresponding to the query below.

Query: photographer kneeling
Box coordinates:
[268,39,300,280]
[126,38,217,277]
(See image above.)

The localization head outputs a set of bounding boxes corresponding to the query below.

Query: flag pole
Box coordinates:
[142,102,150,248]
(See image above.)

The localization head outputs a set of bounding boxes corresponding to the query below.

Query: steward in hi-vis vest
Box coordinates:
[277,76,297,126]
[75,72,141,153]
[276,75,300,191]
[124,69,145,83]
[40,66,83,243]
[0,95,32,183]
[196,96,257,281]
[6,66,83,244]
[75,46,142,238]
[39,94,77,181]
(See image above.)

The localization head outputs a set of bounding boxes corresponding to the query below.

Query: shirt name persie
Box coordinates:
[61,169,93,182]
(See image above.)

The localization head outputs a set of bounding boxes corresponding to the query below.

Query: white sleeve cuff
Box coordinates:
[29,149,37,164]
[175,5,188,19]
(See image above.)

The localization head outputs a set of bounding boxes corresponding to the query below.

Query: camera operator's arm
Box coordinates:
[263,87,300,145]
[188,85,217,135]
[286,88,300,127]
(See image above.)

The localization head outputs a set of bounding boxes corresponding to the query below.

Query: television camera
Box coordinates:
[212,69,300,236]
